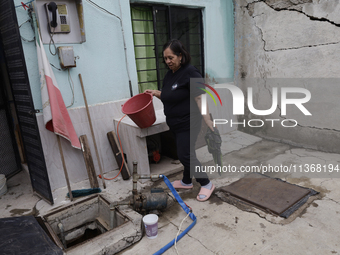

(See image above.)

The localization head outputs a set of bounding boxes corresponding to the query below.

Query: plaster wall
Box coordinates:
[234,0,340,153]
[14,0,234,190]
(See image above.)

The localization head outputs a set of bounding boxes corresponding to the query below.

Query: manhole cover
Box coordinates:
[221,173,312,215]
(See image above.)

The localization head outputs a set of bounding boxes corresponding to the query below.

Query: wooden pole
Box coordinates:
[57,135,73,201]
[78,73,106,189]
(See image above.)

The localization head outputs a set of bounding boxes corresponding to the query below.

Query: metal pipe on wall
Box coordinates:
[118,0,133,97]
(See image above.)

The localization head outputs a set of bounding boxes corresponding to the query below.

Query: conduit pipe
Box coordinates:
[153,175,197,255]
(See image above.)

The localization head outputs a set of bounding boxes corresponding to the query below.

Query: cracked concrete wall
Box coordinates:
[234,0,340,153]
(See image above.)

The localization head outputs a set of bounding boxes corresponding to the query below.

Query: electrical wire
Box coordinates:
[19,19,35,42]
[98,114,127,180]
[85,0,121,20]
[49,27,57,56]
[66,69,75,108]
[50,63,62,71]
[175,212,191,255]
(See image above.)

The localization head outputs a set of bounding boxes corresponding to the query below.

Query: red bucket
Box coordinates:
[122,93,156,128]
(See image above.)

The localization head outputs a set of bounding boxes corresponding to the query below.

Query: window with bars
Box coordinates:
[131,4,204,92]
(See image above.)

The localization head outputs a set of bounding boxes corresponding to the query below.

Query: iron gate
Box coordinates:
[0,0,54,204]
[0,59,21,178]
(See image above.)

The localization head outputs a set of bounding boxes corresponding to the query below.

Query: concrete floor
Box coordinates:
[1,131,340,255]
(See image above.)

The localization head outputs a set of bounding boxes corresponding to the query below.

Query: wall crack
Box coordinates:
[295,124,340,133]
[265,41,340,52]
[186,233,215,254]
[274,8,340,28]
[289,149,329,164]
[253,0,340,28]
[325,197,340,206]
[247,1,340,52]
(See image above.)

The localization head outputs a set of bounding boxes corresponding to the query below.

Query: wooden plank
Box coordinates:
[79,74,106,189]
[107,131,131,180]
[57,136,73,201]
[79,135,99,188]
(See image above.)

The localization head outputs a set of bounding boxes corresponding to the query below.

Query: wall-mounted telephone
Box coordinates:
[45,2,71,34]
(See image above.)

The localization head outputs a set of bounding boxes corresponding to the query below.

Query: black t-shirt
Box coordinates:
[161,64,204,132]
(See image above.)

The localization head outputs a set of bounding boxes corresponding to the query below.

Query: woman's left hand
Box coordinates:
[205,119,214,131]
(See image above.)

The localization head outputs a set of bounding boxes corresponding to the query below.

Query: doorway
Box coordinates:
[0,41,22,178]
[0,0,54,204]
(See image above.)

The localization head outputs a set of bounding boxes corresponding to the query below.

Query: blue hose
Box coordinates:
[153,175,197,255]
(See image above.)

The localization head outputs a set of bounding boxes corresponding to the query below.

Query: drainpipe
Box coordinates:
[118,0,133,97]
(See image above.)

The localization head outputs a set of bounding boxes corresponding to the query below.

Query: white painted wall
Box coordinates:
[16,0,234,109]
[14,0,234,190]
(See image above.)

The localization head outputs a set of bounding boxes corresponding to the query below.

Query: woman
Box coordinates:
[145,39,215,201]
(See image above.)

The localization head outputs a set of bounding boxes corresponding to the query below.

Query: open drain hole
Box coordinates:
[42,195,130,251]
[59,220,107,248]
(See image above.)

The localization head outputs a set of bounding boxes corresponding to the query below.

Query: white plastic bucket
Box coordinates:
[143,214,158,239]
[0,174,7,197]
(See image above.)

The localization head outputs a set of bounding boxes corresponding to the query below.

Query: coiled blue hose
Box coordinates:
[153,175,197,255]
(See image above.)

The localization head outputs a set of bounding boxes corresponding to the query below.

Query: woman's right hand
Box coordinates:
[144,89,161,99]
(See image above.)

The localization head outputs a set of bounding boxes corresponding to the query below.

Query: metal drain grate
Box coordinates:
[221,173,314,216]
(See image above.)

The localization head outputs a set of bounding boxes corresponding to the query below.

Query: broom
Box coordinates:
[67,188,101,198]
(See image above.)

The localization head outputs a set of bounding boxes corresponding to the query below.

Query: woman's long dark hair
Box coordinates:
[162,39,191,66]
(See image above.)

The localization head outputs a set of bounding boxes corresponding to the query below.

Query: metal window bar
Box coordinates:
[138,80,158,84]
[135,57,156,60]
[200,8,205,74]
[167,7,172,39]
[131,19,153,21]
[134,45,155,47]
[137,68,158,72]
[152,6,161,89]
[131,4,204,90]
[133,32,155,35]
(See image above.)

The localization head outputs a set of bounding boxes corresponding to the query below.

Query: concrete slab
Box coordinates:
[1,131,340,254]
[0,168,40,217]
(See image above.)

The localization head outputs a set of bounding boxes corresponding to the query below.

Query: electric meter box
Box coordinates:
[58,46,76,68]
[34,0,86,44]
